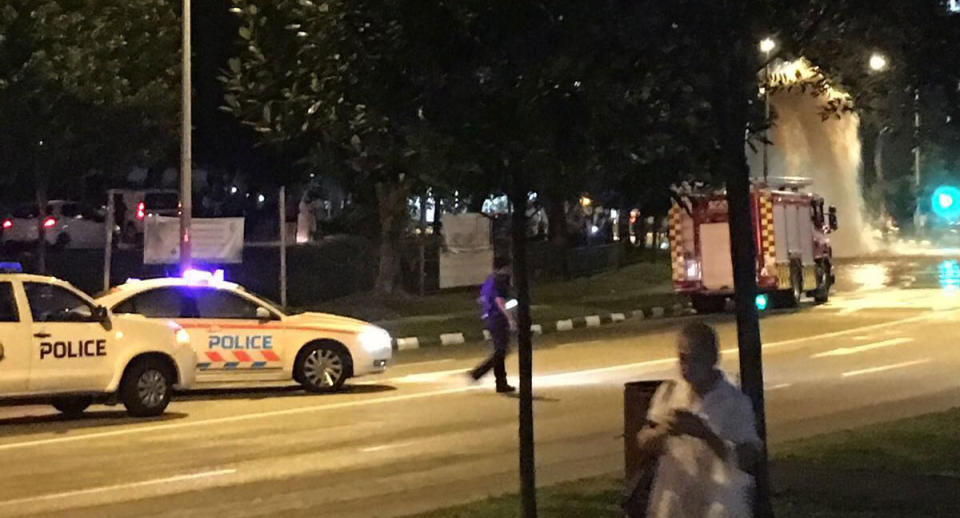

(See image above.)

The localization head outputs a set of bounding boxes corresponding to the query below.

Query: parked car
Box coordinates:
[110,189,180,244]
[2,201,107,249]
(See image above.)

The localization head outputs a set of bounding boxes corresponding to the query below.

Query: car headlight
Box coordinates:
[359,327,392,353]
[175,328,191,346]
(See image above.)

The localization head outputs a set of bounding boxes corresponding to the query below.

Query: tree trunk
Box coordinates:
[510,168,537,518]
[712,2,772,515]
[545,194,569,278]
[374,181,408,294]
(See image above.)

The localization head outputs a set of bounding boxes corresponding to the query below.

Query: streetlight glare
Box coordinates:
[759,38,776,54]
[869,53,888,72]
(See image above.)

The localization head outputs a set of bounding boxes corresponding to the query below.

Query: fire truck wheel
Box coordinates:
[813,263,830,304]
[787,263,803,307]
[691,295,725,314]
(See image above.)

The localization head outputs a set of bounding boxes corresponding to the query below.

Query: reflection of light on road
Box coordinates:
[507,358,678,389]
[938,260,960,292]
[841,358,931,378]
[848,264,891,291]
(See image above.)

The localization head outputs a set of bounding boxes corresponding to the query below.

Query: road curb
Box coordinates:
[391,301,694,351]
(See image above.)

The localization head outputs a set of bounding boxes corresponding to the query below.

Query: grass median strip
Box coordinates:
[405,407,960,518]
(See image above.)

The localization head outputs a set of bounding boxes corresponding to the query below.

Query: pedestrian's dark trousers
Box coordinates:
[471,316,510,386]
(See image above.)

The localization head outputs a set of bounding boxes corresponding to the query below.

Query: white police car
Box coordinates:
[95,270,392,392]
[0,264,196,417]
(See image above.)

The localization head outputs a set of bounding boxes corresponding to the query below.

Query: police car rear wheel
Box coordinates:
[120,358,172,417]
[298,345,347,393]
[51,396,92,417]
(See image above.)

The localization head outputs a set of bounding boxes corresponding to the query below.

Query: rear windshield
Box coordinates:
[144,193,179,210]
[12,205,40,218]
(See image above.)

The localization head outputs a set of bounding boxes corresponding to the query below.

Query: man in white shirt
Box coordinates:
[637,322,762,518]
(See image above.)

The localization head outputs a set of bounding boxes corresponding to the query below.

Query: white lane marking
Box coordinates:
[527,358,678,384]
[392,368,471,383]
[361,440,420,453]
[0,311,946,452]
[0,469,235,508]
[0,387,484,452]
[767,383,792,391]
[842,358,932,378]
[811,338,914,358]
[730,312,935,353]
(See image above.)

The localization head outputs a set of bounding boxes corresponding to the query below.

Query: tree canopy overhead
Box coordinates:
[0,0,181,202]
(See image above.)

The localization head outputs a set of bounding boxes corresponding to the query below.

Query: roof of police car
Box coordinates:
[0,273,74,284]
[107,277,244,293]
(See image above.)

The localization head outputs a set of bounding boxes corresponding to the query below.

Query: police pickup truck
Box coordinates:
[0,267,196,417]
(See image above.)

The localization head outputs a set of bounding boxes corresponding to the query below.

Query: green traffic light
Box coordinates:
[755,294,769,311]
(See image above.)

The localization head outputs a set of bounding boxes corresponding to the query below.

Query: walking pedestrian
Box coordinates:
[469,257,517,393]
[636,322,762,518]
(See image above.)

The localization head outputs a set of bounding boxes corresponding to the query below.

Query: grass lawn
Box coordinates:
[406,408,960,518]
[307,256,683,338]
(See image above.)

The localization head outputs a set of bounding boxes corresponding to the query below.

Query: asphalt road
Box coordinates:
[1,257,959,518]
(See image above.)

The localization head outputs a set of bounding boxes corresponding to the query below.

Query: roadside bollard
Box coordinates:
[622,379,665,518]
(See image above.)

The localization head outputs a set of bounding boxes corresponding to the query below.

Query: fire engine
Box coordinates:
[668,178,837,313]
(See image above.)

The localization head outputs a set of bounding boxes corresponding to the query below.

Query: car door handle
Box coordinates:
[33,333,51,338]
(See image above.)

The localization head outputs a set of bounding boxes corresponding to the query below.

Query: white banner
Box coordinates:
[144,216,245,264]
[439,213,493,289]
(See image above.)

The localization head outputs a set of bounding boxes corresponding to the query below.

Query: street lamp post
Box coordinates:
[759,38,776,183]
[913,85,924,234]
[868,53,890,221]
[871,52,923,231]
[180,0,193,272]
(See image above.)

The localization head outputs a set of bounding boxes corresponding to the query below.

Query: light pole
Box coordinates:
[759,38,776,182]
[180,0,193,272]
[871,52,923,232]
[868,53,890,222]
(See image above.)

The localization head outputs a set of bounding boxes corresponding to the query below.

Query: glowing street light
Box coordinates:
[869,53,888,72]
[759,37,776,182]
[759,38,776,55]
[579,196,592,208]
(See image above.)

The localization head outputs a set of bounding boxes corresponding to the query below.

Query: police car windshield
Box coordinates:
[92,286,122,299]
[246,292,286,316]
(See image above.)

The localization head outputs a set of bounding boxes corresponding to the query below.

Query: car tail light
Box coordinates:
[136,202,146,221]
[43,217,56,228]
[2,219,11,230]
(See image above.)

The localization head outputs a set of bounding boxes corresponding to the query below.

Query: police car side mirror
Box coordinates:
[256,307,272,321]
[95,305,112,330]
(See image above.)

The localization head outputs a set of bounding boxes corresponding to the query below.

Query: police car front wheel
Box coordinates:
[296,343,349,393]
[120,357,173,417]
[51,396,93,417]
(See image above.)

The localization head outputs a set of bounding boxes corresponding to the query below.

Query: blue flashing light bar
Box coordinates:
[0,262,23,273]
